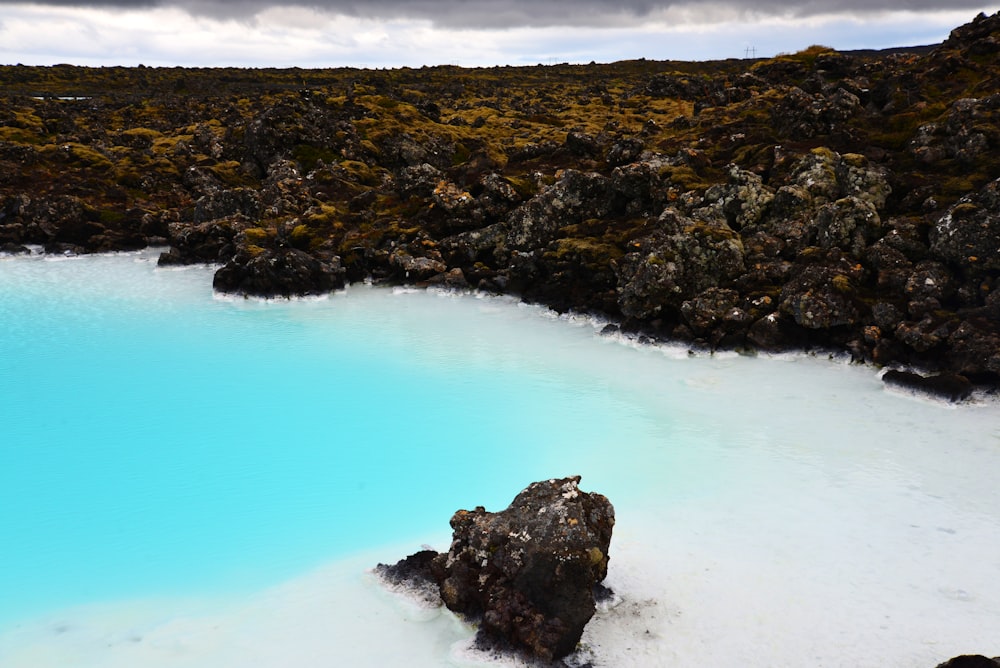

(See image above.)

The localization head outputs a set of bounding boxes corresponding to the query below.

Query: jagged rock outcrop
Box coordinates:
[702,164,774,230]
[212,245,346,297]
[615,208,745,320]
[910,96,1000,165]
[931,177,1000,271]
[500,169,613,254]
[243,96,352,175]
[0,191,147,253]
[388,247,448,282]
[779,251,863,329]
[679,287,751,346]
[771,84,862,138]
[193,187,262,224]
[376,476,614,663]
[158,218,246,265]
[379,132,455,170]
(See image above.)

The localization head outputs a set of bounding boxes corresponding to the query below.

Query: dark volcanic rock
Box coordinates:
[158,218,246,265]
[935,655,1000,668]
[501,169,613,254]
[946,319,1000,377]
[778,252,864,329]
[372,549,441,606]
[435,476,614,661]
[615,208,745,319]
[193,187,262,224]
[930,177,1000,271]
[212,246,346,297]
[909,95,1000,166]
[1,241,30,254]
[882,369,973,402]
[388,248,447,282]
[680,287,750,345]
[378,476,614,663]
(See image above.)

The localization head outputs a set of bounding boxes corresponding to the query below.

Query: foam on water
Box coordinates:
[1,250,999,667]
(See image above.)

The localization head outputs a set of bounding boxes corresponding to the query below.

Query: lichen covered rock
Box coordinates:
[615,208,745,319]
[931,177,1000,271]
[377,476,614,663]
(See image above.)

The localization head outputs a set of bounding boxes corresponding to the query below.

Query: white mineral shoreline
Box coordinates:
[2,479,999,668]
[2,251,998,667]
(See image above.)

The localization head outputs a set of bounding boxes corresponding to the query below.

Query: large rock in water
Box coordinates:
[376,476,615,662]
[882,369,973,402]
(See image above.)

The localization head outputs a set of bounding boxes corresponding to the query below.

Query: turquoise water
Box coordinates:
[0,250,641,625]
[2,249,1000,667]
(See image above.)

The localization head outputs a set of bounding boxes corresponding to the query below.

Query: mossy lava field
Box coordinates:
[3,12,1000,391]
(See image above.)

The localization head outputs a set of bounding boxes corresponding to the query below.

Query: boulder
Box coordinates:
[778,252,863,329]
[563,131,602,159]
[158,218,245,265]
[372,549,441,607]
[379,132,455,170]
[772,147,889,212]
[501,170,613,253]
[477,172,522,222]
[182,165,224,197]
[814,196,881,259]
[946,319,1000,377]
[679,287,749,343]
[0,242,30,255]
[261,159,310,218]
[701,164,774,230]
[193,187,262,224]
[882,369,973,402]
[909,96,1000,166]
[747,311,804,350]
[14,194,104,248]
[388,249,448,282]
[605,137,644,166]
[377,476,614,663]
[212,246,346,297]
[395,163,443,198]
[895,314,955,353]
[615,208,745,319]
[930,177,1000,271]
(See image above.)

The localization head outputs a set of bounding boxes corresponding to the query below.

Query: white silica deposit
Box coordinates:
[1,250,998,667]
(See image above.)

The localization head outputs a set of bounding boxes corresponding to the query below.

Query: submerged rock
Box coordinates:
[372,549,441,607]
[376,476,615,663]
[882,369,973,402]
[935,656,1000,668]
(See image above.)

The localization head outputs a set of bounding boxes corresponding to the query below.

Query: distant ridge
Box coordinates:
[840,43,939,57]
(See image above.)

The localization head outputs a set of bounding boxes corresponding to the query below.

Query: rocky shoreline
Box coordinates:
[2,13,999,396]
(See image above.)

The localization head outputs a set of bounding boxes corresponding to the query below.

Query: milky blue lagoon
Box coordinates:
[1,249,999,666]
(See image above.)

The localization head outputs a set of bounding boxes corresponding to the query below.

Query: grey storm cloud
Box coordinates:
[3,0,993,28]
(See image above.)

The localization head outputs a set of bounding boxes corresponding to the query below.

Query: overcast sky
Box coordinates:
[0,1,995,68]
